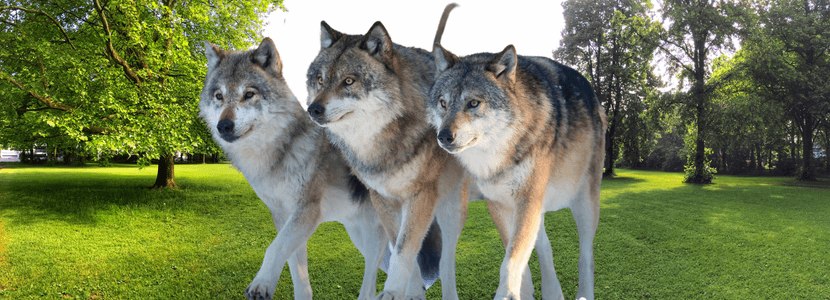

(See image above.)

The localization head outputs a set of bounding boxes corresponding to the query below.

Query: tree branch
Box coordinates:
[91,0,142,85]
[1,72,75,111]
[0,6,76,50]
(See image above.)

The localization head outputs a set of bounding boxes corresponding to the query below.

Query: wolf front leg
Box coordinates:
[494,167,550,300]
[245,205,322,300]
[375,191,438,300]
[485,200,536,300]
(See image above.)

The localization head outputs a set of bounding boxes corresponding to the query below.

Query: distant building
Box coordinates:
[1,149,21,162]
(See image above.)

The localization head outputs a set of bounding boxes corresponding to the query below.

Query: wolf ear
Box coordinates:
[253,38,283,74]
[321,21,342,49]
[434,44,458,75]
[361,21,393,61]
[204,41,225,70]
[490,45,517,83]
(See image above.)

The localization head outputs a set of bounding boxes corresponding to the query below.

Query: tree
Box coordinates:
[0,0,283,188]
[658,0,741,183]
[555,0,661,177]
[739,0,830,181]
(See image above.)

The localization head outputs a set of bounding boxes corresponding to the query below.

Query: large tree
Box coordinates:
[0,0,283,188]
[739,0,830,180]
[555,0,661,177]
[658,0,741,183]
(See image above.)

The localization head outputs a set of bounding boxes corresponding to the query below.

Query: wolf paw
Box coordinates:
[492,295,517,300]
[374,290,404,300]
[244,280,275,300]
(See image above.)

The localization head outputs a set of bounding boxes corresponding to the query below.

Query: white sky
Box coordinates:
[262,0,566,105]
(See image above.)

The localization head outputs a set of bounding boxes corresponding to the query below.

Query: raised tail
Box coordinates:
[433,3,459,51]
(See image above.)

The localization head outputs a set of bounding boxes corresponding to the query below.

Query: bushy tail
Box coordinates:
[417,219,442,289]
[433,3,459,51]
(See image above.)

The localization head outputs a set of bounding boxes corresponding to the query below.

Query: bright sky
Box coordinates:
[262,0,566,105]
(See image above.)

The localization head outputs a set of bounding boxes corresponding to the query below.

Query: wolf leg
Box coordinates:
[376,192,438,300]
[287,243,313,300]
[571,188,599,300]
[344,217,387,300]
[535,214,564,300]
[433,193,468,300]
[404,259,426,300]
[245,206,322,300]
[486,200,535,299]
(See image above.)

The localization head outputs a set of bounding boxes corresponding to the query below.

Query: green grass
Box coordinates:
[0,165,828,299]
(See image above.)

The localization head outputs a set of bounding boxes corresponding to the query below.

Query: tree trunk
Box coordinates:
[604,123,617,177]
[152,153,178,189]
[798,116,816,181]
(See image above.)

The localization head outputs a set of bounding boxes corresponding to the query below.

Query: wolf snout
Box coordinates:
[217,119,235,135]
[307,103,326,123]
[437,128,455,145]
[217,119,239,142]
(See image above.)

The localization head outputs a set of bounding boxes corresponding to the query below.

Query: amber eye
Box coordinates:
[244,91,255,99]
[215,93,223,100]
[468,99,480,108]
[317,76,323,84]
[344,78,354,85]
[439,99,446,108]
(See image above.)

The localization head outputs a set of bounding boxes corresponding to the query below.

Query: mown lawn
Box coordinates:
[0,164,827,299]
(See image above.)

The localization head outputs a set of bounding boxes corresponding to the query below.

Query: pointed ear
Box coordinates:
[320,21,342,49]
[489,45,518,82]
[434,44,458,75]
[204,41,225,70]
[253,38,283,74]
[361,21,393,61]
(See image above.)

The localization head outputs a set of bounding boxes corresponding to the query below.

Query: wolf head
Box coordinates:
[199,38,297,145]
[428,44,521,154]
[305,21,405,131]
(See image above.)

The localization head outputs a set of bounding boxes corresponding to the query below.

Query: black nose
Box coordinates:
[437,128,455,145]
[307,103,325,119]
[217,119,235,135]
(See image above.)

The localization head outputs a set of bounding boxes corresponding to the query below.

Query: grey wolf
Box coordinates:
[429,10,607,300]
[198,38,440,300]
[305,4,555,299]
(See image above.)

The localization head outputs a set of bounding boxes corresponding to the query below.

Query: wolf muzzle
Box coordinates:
[217,119,239,142]
[307,103,327,125]
[437,128,455,146]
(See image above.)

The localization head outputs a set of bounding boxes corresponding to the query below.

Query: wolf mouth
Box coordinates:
[220,126,253,143]
[442,136,478,154]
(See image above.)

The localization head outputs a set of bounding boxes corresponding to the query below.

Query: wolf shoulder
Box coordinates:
[518,56,602,120]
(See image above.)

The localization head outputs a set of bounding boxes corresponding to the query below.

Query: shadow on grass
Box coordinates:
[600,176,646,190]
[0,170,245,227]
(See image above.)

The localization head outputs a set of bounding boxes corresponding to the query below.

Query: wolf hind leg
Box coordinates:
[344,218,387,300]
[571,186,599,300]
[287,243,313,300]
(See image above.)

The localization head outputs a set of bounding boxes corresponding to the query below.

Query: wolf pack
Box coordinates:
[198,3,607,300]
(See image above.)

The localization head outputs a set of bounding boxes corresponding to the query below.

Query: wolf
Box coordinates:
[198,38,441,300]
[429,12,608,300]
[305,4,557,300]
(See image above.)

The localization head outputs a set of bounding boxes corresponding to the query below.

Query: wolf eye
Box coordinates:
[344,78,354,86]
[468,99,480,108]
[215,93,223,101]
[244,91,255,99]
[439,99,447,109]
[317,76,323,85]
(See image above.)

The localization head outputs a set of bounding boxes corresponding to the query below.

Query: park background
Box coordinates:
[1,0,828,299]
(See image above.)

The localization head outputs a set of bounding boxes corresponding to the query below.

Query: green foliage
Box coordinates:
[0,0,283,162]
[2,166,828,298]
